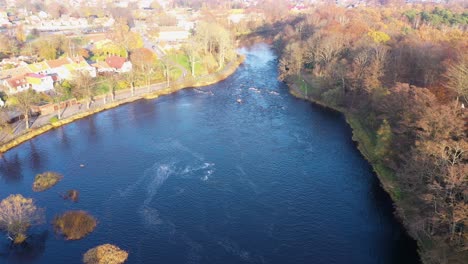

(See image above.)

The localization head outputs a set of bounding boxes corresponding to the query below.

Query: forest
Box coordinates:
[275,4,467,264]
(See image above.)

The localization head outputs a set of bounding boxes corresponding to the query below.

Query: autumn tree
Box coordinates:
[194,21,235,69]
[278,42,304,81]
[71,71,96,109]
[108,18,143,52]
[183,41,201,77]
[8,89,40,130]
[445,54,468,104]
[0,194,44,244]
[0,105,11,136]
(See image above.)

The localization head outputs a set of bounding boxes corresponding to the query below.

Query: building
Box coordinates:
[5,75,28,93]
[92,61,114,73]
[105,56,132,73]
[46,56,95,80]
[25,73,54,92]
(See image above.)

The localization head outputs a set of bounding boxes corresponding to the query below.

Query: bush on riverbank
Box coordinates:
[32,171,63,192]
[53,211,97,240]
[83,244,128,264]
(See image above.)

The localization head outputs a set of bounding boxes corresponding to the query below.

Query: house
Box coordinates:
[66,56,96,77]
[46,57,73,80]
[46,56,95,80]
[5,75,28,93]
[0,66,32,94]
[92,61,114,73]
[0,66,31,80]
[27,61,51,75]
[105,56,132,73]
[25,73,54,92]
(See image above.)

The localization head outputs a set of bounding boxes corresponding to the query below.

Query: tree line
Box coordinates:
[274,5,467,264]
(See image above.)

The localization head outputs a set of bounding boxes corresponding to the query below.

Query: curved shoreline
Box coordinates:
[0,56,245,154]
[287,81,423,260]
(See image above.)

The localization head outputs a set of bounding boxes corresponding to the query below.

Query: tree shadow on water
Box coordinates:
[28,142,46,171]
[0,154,23,183]
[0,231,48,263]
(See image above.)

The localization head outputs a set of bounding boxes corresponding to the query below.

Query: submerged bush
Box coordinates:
[0,194,44,244]
[83,244,129,264]
[63,190,79,202]
[53,211,97,240]
[32,171,63,192]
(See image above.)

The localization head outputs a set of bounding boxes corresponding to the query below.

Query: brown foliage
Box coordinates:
[53,211,97,240]
[63,190,79,202]
[0,194,44,244]
[83,244,129,264]
[274,5,468,260]
[32,171,63,192]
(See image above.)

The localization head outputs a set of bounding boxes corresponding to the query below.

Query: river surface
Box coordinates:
[0,44,419,264]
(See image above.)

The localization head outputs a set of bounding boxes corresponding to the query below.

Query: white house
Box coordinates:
[25,73,54,92]
[105,56,132,73]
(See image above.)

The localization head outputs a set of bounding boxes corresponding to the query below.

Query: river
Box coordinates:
[0,43,419,264]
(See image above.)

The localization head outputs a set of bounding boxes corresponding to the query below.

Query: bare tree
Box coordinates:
[72,71,96,109]
[183,42,201,77]
[9,89,40,130]
[0,194,44,244]
[445,54,468,104]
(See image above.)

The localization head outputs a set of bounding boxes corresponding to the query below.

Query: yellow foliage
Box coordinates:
[83,244,129,264]
[368,30,391,43]
[0,194,44,243]
[32,171,63,192]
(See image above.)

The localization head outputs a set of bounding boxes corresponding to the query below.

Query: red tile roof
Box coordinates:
[105,56,126,69]
[7,75,27,88]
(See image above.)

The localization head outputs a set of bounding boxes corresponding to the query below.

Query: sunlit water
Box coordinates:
[0,44,419,264]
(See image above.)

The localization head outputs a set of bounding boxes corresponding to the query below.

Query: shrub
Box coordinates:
[63,190,79,202]
[32,171,63,192]
[83,244,129,264]
[49,116,59,124]
[0,194,44,244]
[53,211,97,240]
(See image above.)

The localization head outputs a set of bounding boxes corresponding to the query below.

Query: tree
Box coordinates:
[123,71,138,96]
[278,42,304,81]
[105,75,119,103]
[183,42,201,77]
[8,89,40,130]
[159,59,175,88]
[445,54,468,104]
[71,71,96,109]
[130,48,156,71]
[0,194,44,244]
[0,104,11,136]
[375,119,392,160]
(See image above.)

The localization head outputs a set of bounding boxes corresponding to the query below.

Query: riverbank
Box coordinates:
[0,55,245,154]
[287,78,429,263]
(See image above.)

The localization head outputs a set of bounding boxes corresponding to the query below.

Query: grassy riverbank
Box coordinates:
[288,77,466,264]
[0,56,245,154]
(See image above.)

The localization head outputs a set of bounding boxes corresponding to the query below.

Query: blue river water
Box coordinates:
[0,44,419,264]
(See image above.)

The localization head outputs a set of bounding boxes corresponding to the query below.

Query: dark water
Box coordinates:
[0,44,419,264]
